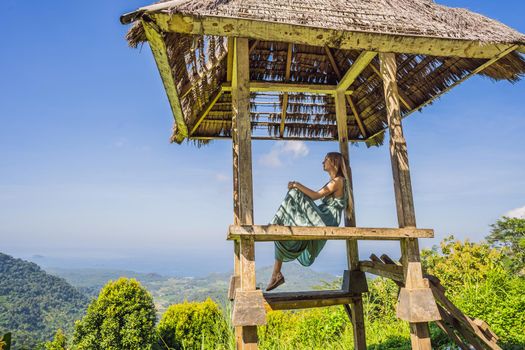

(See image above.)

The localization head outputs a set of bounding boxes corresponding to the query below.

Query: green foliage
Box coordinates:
[0,333,11,350]
[487,216,525,274]
[73,278,157,350]
[157,299,229,350]
[45,329,67,350]
[422,236,525,348]
[0,253,88,349]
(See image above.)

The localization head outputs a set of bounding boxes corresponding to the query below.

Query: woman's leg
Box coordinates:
[272,259,283,278]
[266,259,284,291]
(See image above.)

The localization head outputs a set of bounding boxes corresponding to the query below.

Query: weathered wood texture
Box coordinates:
[380,52,436,350]
[232,37,260,349]
[148,13,515,59]
[335,88,367,350]
[141,20,188,143]
[228,225,433,241]
[324,46,367,138]
[232,291,267,326]
[337,51,377,92]
[263,290,358,311]
[359,260,404,282]
[222,81,345,94]
[280,43,293,137]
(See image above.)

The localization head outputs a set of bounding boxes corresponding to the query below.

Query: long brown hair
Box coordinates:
[325,152,348,179]
[325,152,351,212]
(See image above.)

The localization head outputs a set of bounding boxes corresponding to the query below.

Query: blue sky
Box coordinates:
[1,0,524,276]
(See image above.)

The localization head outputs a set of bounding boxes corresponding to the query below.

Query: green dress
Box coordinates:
[270,183,347,266]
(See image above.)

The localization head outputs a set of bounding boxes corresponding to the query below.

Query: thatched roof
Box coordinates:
[121,0,525,146]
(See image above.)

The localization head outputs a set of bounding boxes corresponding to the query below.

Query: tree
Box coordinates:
[157,299,228,350]
[73,278,157,350]
[487,216,525,274]
[45,329,67,350]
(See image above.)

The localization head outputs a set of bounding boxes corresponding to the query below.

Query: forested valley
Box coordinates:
[1,217,524,350]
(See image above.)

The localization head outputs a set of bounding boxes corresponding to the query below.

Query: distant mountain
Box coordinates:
[0,253,89,349]
[49,262,337,315]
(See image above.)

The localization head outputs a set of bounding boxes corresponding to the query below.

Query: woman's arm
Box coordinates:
[289,177,343,200]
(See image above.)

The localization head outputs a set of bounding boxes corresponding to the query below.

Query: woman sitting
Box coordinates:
[266,152,348,291]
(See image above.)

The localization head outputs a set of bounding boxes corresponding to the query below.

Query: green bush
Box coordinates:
[157,298,229,350]
[73,278,157,350]
[45,329,67,350]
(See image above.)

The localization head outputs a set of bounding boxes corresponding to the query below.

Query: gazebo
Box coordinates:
[120,1,525,349]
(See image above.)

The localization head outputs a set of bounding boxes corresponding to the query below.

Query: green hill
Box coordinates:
[0,252,89,349]
[48,263,337,315]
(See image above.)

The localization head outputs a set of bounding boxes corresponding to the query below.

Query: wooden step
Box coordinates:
[228,225,433,241]
[263,290,359,311]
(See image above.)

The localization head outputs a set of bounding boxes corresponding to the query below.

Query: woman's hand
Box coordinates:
[288,181,299,190]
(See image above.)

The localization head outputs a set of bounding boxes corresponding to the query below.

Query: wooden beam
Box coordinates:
[337,51,377,92]
[233,37,259,349]
[369,62,413,110]
[249,40,259,54]
[325,46,368,138]
[280,43,293,137]
[180,51,229,100]
[141,20,188,143]
[380,52,436,350]
[263,290,358,311]
[226,37,234,83]
[189,89,223,135]
[143,12,515,59]
[222,81,344,94]
[228,225,434,241]
[359,261,404,282]
[191,135,363,142]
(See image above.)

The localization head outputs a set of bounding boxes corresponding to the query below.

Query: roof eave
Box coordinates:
[123,9,521,59]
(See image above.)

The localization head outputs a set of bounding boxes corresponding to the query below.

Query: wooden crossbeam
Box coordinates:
[222,81,345,94]
[280,43,293,137]
[359,260,404,282]
[141,20,188,143]
[228,225,434,241]
[134,12,516,59]
[249,40,259,54]
[191,135,357,142]
[325,46,368,138]
[189,89,223,135]
[263,290,358,311]
[336,51,377,92]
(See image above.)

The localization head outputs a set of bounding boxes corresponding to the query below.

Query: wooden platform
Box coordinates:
[263,290,359,311]
[228,225,434,241]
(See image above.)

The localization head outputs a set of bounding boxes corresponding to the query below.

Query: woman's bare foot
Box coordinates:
[266,272,285,291]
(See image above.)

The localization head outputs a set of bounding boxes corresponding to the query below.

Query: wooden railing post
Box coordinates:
[380,52,440,350]
[232,37,260,350]
[335,91,367,350]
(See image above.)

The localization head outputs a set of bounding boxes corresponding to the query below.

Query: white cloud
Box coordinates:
[259,141,309,168]
[505,205,525,218]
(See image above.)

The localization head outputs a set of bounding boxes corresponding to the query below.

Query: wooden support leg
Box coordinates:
[335,91,367,350]
[380,52,439,350]
[232,37,261,350]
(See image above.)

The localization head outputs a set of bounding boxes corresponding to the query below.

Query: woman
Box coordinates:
[266,152,348,291]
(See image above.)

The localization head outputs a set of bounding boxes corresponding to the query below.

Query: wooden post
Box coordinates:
[335,91,367,350]
[380,52,438,350]
[232,37,258,350]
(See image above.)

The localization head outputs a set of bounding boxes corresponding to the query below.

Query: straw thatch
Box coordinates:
[122,0,525,145]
